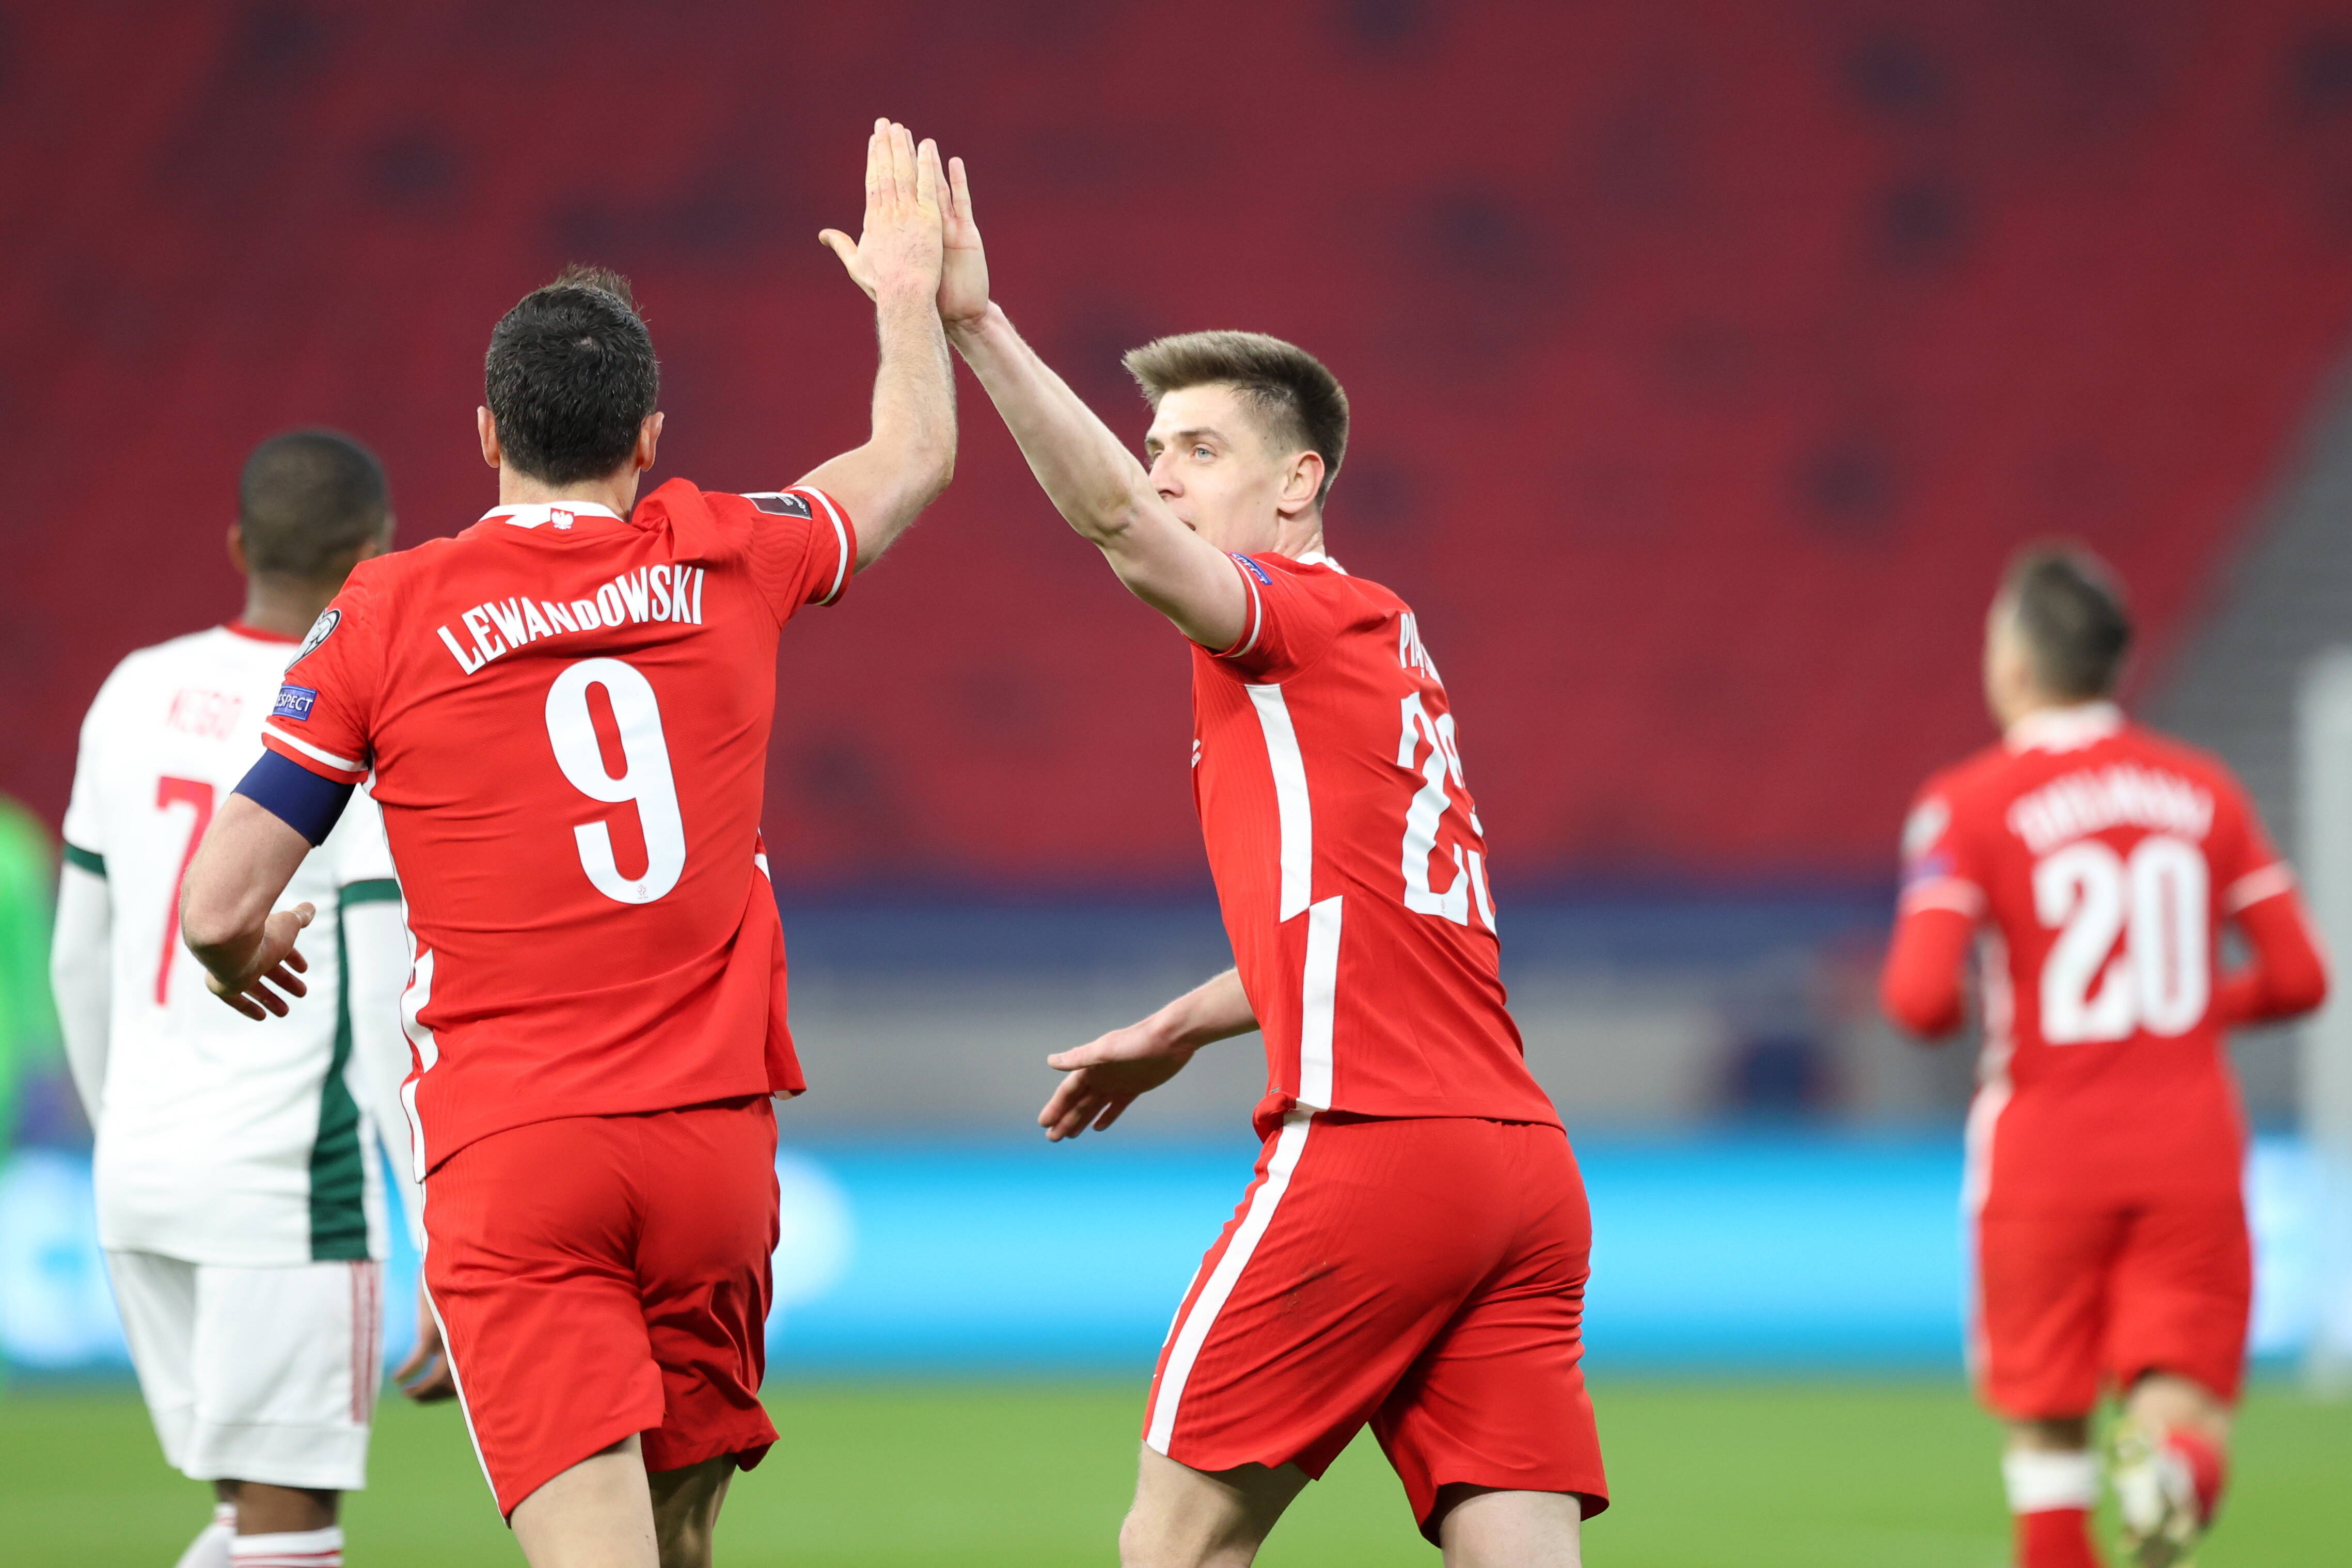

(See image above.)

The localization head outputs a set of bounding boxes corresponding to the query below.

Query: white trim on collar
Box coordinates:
[1291,547,1347,575]
[481,501,625,530]
[2005,702,2124,754]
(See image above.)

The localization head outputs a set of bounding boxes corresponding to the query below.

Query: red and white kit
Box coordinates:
[1151,549,1605,1532]
[1884,703,2328,1416]
[262,480,855,1513]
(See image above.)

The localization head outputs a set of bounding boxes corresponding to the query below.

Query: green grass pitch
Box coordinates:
[5,1379,2346,1564]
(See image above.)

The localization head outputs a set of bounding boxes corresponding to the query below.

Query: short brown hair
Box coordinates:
[2001,542,2133,700]
[1122,330,1349,505]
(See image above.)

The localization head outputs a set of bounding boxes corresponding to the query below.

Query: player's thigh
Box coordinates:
[106,1250,200,1458]
[2107,1195,2251,1405]
[631,1097,782,1478]
[425,1115,667,1516]
[1974,1205,2126,1419]
[184,1259,381,1490]
[1374,1123,1606,1542]
[1146,1115,1512,1483]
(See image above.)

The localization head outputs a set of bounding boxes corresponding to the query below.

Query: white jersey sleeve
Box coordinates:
[53,669,124,1122]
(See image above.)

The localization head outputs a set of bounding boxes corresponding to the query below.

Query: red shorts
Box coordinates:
[1145,1113,1607,1537]
[422,1097,781,1517]
[1972,1195,2251,1419]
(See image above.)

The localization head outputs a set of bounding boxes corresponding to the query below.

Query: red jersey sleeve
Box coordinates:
[1895,782,1988,921]
[1880,779,1987,1037]
[731,487,858,623]
[1209,553,1342,683]
[260,568,389,785]
[2208,772,2330,1022]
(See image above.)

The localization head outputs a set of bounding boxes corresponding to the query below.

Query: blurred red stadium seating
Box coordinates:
[10,1,2352,889]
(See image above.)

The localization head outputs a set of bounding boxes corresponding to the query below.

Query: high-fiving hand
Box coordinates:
[818,119,946,304]
[937,154,990,332]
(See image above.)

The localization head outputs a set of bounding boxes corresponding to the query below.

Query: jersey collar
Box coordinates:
[2006,702,2124,754]
[1290,546,1348,575]
[481,500,626,531]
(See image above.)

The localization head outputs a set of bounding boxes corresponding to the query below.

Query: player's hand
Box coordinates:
[1039,1023,1196,1142]
[936,153,990,332]
[394,1282,457,1403]
[202,904,313,1021]
[817,119,945,304]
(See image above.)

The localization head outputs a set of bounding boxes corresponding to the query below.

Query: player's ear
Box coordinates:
[635,412,664,473]
[477,406,501,471]
[1277,450,1324,518]
[225,521,248,577]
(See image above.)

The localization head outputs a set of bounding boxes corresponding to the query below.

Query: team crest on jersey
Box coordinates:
[287,608,339,670]
[1230,553,1273,585]
[747,491,813,519]
[272,684,318,722]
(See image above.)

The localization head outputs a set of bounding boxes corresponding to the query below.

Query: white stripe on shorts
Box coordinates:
[1144,1110,1314,1454]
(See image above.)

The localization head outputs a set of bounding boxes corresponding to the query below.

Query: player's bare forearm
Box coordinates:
[949,303,1154,538]
[949,304,1248,646]
[797,281,956,568]
[180,793,317,1020]
[1150,967,1259,1050]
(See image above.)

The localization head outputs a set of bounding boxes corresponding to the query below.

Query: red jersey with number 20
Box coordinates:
[1896,705,2300,1208]
[259,479,855,1175]
[1193,550,1557,1137]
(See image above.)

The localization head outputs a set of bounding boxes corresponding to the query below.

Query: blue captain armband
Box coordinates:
[234,750,356,846]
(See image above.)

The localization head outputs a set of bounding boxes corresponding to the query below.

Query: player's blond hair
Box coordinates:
[1123,331,1349,506]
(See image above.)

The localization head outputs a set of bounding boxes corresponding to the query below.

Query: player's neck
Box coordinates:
[498,463,642,517]
[239,581,337,641]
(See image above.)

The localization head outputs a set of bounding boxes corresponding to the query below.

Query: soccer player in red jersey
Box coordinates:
[176,122,956,1567]
[920,151,1606,1566]
[1881,547,2329,1568]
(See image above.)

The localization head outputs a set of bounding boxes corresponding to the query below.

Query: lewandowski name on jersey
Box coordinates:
[436,562,713,676]
[256,482,856,1175]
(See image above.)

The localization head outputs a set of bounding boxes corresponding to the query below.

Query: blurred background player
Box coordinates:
[926,150,1606,1567]
[49,430,418,1568]
[175,122,954,1568]
[1880,546,2330,1568]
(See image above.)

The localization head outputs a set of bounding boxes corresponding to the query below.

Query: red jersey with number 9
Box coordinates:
[259,479,855,1175]
[1192,550,1557,1137]
[1897,705,2295,1207]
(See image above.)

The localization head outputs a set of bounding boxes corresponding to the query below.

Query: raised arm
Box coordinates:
[800,120,956,571]
[934,157,1250,651]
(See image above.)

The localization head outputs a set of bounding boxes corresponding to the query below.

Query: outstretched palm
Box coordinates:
[818,119,945,303]
[938,155,990,331]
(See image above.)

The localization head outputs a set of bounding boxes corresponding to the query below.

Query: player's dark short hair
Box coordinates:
[2002,543,2133,700]
[238,430,390,582]
[484,264,659,486]
[1123,330,1349,506]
